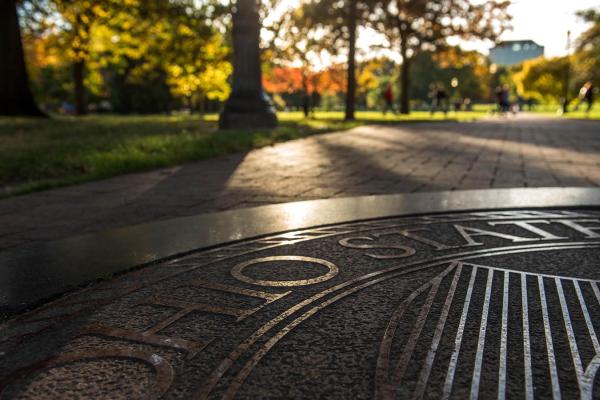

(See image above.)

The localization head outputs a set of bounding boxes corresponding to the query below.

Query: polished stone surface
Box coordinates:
[2,187,600,320]
[2,191,600,398]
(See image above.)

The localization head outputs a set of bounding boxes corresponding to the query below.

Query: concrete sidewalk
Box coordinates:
[1,115,599,250]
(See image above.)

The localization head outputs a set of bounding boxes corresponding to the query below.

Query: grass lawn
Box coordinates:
[528,103,600,120]
[0,109,486,197]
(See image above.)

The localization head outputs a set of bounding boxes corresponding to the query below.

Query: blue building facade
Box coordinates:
[489,40,544,66]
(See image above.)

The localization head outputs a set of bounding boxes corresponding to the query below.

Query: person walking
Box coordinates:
[383,85,394,115]
[494,85,503,113]
[575,81,595,115]
[501,84,511,113]
[495,84,510,114]
[430,84,448,116]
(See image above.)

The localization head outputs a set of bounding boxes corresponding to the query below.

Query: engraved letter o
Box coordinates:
[231,256,339,287]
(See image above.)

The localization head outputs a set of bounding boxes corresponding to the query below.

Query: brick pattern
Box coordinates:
[1,116,599,249]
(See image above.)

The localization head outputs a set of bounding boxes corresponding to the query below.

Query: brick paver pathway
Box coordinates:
[1,115,599,250]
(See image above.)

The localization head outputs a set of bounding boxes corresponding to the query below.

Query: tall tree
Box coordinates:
[345,0,358,120]
[21,0,230,114]
[376,0,511,114]
[265,9,322,117]
[573,8,600,87]
[409,47,491,102]
[513,56,571,103]
[92,0,230,113]
[22,0,112,115]
[0,0,45,116]
[51,0,109,115]
[298,0,374,120]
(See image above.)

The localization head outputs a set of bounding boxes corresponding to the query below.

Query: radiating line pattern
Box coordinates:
[375,262,600,400]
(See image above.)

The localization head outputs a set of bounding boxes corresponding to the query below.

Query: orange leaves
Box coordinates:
[263,67,304,93]
[263,65,347,94]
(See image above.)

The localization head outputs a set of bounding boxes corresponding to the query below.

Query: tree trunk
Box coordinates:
[399,33,410,115]
[344,0,357,121]
[198,95,206,114]
[399,60,410,114]
[73,60,87,115]
[301,69,309,118]
[562,57,570,114]
[0,0,45,116]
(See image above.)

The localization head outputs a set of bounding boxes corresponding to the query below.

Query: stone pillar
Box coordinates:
[219,0,277,129]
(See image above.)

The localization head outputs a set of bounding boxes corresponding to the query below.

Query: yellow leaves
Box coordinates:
[21,33,64,72]
[92,4,109,18]
[27,0,233,103]
[166,62,232,100]
[177,25,194,36]
[77,27,89,40]
[512,56,570,101]
[357,68,378,92]
[201,64,233,101]
[122,20,133,30]
[168,65,184,78]
[84,68,105,96]
[355,58,385,94]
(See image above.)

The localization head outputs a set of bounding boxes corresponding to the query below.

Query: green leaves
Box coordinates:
[20,0,232,112]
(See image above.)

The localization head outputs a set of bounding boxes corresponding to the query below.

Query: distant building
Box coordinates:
[489,40,544,66]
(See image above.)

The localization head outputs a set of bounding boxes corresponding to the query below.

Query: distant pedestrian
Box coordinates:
[495,84,510,113]
[430,84,448,116]
[517,95,525,112]
[383,85,394,115]
[575,81,595,115]
[453,98,462,112]
[502,84,511,113]
[494,86,502,112]
[463,97,472,111]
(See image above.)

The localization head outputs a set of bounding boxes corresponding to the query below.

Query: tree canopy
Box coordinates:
[5,0,598,117]
[18,0,231,114]
[370,0,511,113]
[512,7,600,106]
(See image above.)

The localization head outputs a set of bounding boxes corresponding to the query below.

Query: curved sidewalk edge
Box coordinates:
[2,187,600,320]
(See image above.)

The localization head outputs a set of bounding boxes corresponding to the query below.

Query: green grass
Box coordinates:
[0,110,487,197]
[523,103,600,120]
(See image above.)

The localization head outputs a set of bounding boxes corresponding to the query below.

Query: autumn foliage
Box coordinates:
[263,65,346,95]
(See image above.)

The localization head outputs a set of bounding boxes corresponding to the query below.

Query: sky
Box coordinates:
[267,0,599,67]
[460,0,600,57]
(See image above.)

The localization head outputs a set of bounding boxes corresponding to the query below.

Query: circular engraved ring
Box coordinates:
[231,255,339,287]
[0,349,175,399]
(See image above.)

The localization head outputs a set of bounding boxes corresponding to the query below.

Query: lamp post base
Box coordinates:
[219,109,277,130]
[218,93,278,129]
